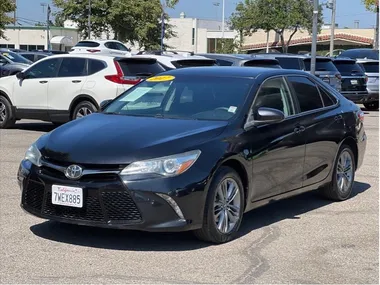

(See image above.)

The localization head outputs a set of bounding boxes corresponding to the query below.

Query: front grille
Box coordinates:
[102,191,142,221]
[23,180,142,224]
[23,180,44,211]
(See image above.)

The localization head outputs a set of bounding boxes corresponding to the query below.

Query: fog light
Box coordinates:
[156,193,185,220]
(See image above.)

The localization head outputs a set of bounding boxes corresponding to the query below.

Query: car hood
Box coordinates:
[39,113,228,165]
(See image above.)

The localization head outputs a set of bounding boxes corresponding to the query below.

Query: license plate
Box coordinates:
[351,79,358,85]
[52,185,83,208]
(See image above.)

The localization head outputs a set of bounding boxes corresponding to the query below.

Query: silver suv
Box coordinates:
[356,59,379,111]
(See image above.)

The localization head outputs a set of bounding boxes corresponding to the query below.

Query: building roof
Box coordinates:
[242,33,374,51]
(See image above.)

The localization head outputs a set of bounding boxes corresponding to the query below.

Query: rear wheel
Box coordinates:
[72,101,97,120]
[0,96,16,129]
[320,145,355,201]
[194,166,245,243]
[363,101,379,111]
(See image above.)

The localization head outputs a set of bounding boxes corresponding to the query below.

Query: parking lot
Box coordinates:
[0,107,378,284]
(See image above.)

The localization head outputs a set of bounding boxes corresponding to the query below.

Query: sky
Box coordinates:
[13,0,377,29]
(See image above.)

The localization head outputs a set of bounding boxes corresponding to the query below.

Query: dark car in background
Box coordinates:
[357,59,379,110]
[331,58,368,104]
[0,50,31,76]
[259,54,342,92]
[338,48,379,60]
[18,67,366,243]
[197,53,282,68]
[18,51,50,63]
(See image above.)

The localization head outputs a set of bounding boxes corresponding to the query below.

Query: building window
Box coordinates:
[192,28,195,45]
[0,44,15,49]
[20,45,45,51]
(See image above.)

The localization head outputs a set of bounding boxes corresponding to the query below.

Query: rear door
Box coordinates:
[286,75,344,187]
[47,57,87,118]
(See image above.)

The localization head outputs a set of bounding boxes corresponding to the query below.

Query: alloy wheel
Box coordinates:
[76,107,93,119]
[336,150,354,194]
[214,178,241,234]
[0,102,6,122]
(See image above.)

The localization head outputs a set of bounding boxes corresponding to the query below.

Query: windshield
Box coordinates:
[0,51,32,64]
[333,61,364,75]
[103,75,253,121]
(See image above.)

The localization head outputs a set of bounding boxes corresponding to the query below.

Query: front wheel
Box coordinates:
[363,101,379,111]
[319,145,355,201]
[0,96,16,129]
[194,166,245,243]
[72,101,97,120]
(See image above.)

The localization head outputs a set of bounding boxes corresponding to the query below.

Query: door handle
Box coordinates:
[72,80,82,83]
[294,126,305,134]
[39,80,48,84]
[334,115,343,121]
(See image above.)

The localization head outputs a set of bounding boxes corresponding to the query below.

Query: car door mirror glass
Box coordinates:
[16,71,25,80]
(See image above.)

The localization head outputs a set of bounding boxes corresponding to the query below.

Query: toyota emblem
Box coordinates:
[64,164,83,180]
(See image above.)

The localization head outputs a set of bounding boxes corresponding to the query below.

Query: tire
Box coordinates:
[363,101,379,111]
[319,144,356,201]
[0,96,16,129]
[194,166,245,243]
[71,101,97,120]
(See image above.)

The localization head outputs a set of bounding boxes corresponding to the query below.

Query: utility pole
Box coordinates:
[310,0,319,75]
[88,0,91,39]
[222,0,225,39]
[375,3,379,50]
[327,0,336,56]
[47,4,51,51]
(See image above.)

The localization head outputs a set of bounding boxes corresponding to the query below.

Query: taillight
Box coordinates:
[104,60,142,85]
[87,49,101,53]
[358,110,365,123]
[365,75,368,83]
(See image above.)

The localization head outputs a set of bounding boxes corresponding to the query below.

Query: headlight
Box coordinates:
[24,143,42,167]
[120,150,201,177]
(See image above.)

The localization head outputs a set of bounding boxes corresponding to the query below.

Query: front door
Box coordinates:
[246,76,306,202]
[13,58,61,119]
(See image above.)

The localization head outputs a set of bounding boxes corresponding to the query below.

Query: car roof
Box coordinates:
[259,53,331,60]
[78,39,123,43]
[331,57,356,63]
[157,66,306,78]
[356,58,379,63]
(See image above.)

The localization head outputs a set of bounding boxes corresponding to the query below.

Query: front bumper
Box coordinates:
[18,160,207,232]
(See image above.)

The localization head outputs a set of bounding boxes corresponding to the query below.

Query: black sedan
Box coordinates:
[18,67,367,243]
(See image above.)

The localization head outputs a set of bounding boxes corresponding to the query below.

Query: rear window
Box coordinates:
[118,59,166,76]
[359,62,379,73]
[333,61,364,75]
[243,60,281,68]
[340,49,379,60]
[75,41,100,48]
[216,59,233,66]
[304,59,338,72]
[276,57,301,69]
[171,59,216,68]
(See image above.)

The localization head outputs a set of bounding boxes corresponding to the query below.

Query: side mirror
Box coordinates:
[16,71,25,80]
[99,99,112,111]
[253,107,285,126]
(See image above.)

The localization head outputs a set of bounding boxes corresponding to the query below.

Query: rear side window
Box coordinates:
[318,87,337,106]
[359,62,379,73]
[118,60,165,76]
[333,61,363,75]
[58,58,87,77]
[171,59,216,68]
[304,59,338,72]
[104,42,118,50]
[88,59,106,75]
[276,57,301,70]
[75,41,100,47]
[288,76,323,112]
[216,59,233,66]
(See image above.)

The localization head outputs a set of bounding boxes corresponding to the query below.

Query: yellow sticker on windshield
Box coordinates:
[146,75,175,82]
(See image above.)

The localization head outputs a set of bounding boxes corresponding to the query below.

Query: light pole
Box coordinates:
[327,0,336,56]
[222,0,225,39]
[375,3,379,50]
[310,0,319,75]
[88,0,91,39]
[47,4,51,51]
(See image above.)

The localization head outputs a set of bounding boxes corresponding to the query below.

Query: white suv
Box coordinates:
[0,54,166,128]
[70,40,131,56]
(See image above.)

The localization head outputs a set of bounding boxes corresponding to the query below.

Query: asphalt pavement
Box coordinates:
[0,108,378,284]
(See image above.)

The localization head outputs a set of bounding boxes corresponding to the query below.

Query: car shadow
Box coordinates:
[30,181,371,251]
[12,122,56,132]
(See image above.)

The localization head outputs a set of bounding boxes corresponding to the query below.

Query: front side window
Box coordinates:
[253,77,296,117]
[116,42,130,51]
[103,76,253,121]
[58,58,87,77]
[287,76,324,112]
[24,58,61,79]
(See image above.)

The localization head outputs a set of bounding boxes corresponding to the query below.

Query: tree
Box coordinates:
[215,38,239,54]
[0,0,16,39]
[231,0,323,53]
[230,2,251,48]
[53,0,178,49]
[362,0,379,49]
[362,0,378,11]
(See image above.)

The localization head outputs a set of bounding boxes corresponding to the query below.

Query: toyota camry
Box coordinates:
[18,67,367,243]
